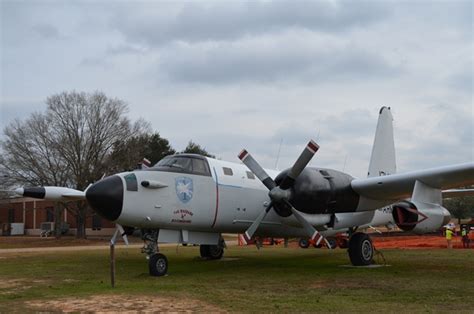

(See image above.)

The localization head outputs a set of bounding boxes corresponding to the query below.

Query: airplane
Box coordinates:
[14,107,474,276]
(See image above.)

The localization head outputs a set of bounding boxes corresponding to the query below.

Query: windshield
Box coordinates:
[155,156,191,169]
[151,155,211,176]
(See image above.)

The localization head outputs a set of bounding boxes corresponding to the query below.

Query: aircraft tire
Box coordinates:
[299,238,310,248]
[149,253,168,276]
[348,233,373,266]
[208,245,224,259]
[200,245,224,259]
[200,245,210,258]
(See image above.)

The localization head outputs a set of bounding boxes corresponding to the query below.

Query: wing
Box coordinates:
[351,162,474,201]
[442,188,474,198]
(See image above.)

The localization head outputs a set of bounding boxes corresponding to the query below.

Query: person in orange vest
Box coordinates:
[461,227,470,248]
[446,227,455,249]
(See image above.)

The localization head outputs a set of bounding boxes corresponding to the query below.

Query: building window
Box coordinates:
[223,167,233,176]
[45,207,54,222]
[246,171,255,179]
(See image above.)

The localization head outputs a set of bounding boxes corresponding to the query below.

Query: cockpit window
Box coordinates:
[124,173,138,191]
[150,155,211,177]
[157,156,192,170]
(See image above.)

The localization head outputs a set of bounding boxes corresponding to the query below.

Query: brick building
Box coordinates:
[0,196,115,236]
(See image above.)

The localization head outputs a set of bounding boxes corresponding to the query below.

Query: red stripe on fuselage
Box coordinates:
[211,167,220,228]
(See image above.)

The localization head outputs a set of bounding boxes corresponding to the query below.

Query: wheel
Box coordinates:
[200,244,210,258]
[149,253,168,276]
[200,244,224,260]
[326,237,337,249]
[348,233,373,266]
[208,245,224,260]
[299,238,310,249]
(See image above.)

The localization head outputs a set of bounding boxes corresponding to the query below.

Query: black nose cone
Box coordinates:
[86,175,123,221]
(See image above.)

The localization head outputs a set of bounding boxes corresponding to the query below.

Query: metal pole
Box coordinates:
[110,243,115,288]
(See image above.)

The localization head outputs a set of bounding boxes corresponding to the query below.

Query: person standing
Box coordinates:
[461,227,470,249]
[446,227,454,249]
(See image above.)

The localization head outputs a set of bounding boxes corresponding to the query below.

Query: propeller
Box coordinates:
[239,140,323,241]
[110,223,129,246]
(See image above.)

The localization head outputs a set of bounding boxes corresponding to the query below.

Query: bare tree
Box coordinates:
[1,91,150,238]
[1,113,70,187]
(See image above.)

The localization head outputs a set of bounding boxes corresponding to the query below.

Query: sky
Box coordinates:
[1,0,472,178]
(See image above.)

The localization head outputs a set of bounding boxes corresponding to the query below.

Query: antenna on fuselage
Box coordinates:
[342,154,348,172]
[274,138,283,170]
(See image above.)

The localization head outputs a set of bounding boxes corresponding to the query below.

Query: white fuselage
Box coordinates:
[115,157,394,239]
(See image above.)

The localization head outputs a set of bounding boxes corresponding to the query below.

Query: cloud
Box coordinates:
[79,56,113,69]
[158,33,399,84]
[106,44,147,56]
[33,23,61,39]
[111,0,390,46]
[396,105,473,172]
[446,68,473,94]
[1,1,471,180]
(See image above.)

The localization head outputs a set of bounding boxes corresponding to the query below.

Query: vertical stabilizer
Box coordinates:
[367,106,396,177]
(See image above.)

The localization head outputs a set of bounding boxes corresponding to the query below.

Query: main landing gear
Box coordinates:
[348,232,374,266]
[200,238,225,260]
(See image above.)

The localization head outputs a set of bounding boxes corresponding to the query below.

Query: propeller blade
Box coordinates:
[279,140,319,190]
[284,200,320,241]
[110,224,129,245]
[116,224,129,245]
[322,238,333,249]
[110,228,119,245]
[243,202,273,241]
[238,149,276,190]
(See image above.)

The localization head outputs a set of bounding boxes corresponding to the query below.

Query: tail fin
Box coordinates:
[367,106,396,177]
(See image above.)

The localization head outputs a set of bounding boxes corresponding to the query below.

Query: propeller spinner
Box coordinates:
[238,140,325,242]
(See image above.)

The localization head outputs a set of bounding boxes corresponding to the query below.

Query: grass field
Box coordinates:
[0,246,473,312]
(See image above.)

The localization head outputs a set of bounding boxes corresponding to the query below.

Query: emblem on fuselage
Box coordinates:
[175,177,193,203]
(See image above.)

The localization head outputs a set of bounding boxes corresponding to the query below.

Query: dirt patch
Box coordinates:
[0,279,25,289]
[371,235,472,250]
[0,278,49,295]
[26,294,227,313]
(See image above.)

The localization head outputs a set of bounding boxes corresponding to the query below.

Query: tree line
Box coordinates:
[0,91,213,238]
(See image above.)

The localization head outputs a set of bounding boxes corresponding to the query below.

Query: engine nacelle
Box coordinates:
[392,201,451,234]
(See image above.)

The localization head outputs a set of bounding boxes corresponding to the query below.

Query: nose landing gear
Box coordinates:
[149,253,168,277]
[142,229,226,276]
[141,229,169,277]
